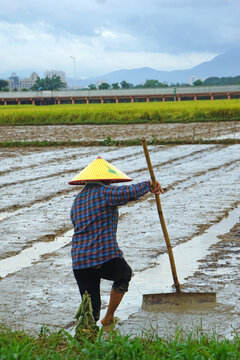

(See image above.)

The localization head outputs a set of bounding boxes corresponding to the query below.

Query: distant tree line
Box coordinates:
[88,79,169,90]
[89,75,240,90]
[0,75,240,92]
[193,75,240,86]
[88,80,136,90]
[0,79,9,91]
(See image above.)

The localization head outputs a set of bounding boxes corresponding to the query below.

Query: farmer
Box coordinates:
[69,156,163,326]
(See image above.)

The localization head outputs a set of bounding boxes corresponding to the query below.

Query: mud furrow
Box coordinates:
[1,154,239,261]
[0,192,74,260]
[0,145,153,176]
[0,168,83,189]
[1,226,72,261]
[1,145,239,263]
[0,188,76,213]
[0,143,216,177]
[0,146,234,212]
[0,147,150,187]
[0,145,215,188]
[129,145,223,178]
[0,146,131,175]
[1,147,239,213]
[163,159,240,193]
[0,147,100,175]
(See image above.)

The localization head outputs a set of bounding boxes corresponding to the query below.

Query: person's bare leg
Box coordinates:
[101,288,124,326]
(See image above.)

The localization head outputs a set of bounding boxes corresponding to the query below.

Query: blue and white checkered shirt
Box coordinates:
[71,181,151,269]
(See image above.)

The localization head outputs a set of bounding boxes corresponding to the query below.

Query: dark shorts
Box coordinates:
[73,257,132,322]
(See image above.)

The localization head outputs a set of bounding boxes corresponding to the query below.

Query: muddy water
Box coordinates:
[118,207,240,339]
[0,143,240,337]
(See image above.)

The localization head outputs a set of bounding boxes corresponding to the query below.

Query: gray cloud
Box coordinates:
[0,0,239,77]
[1,0,239,50]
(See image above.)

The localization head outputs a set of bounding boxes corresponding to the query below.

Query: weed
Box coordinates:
[103,136,117,146]
[150,134,157,145]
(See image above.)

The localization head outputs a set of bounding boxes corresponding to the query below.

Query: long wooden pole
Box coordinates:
[142,138,181,292]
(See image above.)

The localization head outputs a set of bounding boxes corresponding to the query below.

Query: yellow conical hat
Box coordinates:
[69,156,132,185]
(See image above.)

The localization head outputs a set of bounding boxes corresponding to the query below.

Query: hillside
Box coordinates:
[71,47,240,87]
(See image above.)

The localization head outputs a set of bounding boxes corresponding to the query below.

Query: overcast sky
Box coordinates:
[0,0,239,79]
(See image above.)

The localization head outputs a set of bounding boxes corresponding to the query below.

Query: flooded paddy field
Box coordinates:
[0,142,239,338]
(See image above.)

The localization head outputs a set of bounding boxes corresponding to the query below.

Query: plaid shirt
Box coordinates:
[71,181,151,269]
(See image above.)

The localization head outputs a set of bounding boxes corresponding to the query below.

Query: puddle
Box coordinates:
[209,131,240,140]
[113,204,240,321]
[0,230,73,278]
[0,213,11,221]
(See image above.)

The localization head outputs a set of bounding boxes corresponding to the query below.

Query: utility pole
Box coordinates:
[70,56,76,89]
[173,87,176,102]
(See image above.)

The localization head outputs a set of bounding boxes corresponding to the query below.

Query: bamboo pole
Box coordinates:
[142,138,181,292]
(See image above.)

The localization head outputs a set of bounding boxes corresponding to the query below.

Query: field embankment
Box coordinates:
[0,99,240,125]
[0,121,239,147]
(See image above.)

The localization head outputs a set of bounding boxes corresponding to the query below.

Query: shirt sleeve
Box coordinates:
[102,181,151,206]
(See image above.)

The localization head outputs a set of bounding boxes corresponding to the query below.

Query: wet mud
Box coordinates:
[0,134,239,337]
[118,209,240,340]
[0,121,239,142]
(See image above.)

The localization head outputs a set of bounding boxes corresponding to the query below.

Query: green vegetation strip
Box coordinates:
[0,100,240,125]
[0,138,239,148]
[0,326,239,360]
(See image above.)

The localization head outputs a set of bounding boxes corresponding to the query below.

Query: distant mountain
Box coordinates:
[189,47,240,79]
[69,47,240,87]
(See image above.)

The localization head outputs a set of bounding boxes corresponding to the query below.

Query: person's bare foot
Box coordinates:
[101,316,119,326]
[101,316,113,326]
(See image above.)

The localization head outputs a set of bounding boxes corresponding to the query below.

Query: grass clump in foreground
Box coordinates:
[0,325,239,360]
[0,99,240,125]
[74,291,99,343]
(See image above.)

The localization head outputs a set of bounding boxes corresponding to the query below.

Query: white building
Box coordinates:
[44,70,66,84]
[20,72,39,90]
[8,72,39,91]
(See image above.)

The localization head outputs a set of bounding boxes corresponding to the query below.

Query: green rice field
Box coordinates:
[0,99,240,125]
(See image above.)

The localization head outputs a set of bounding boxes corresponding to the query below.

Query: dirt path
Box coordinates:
[0,121,239,142]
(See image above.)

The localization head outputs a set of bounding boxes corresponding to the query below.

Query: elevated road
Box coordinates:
[0,85,240,105]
